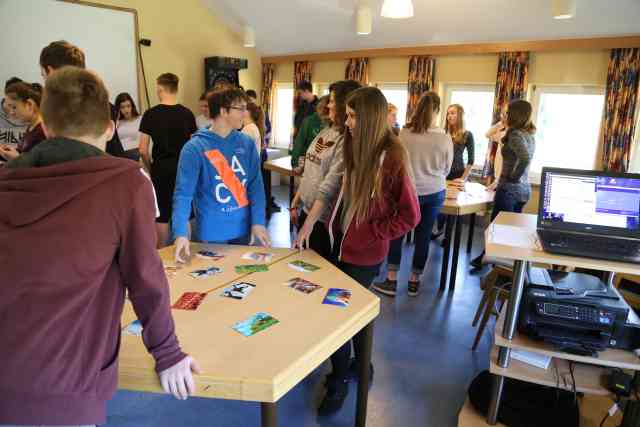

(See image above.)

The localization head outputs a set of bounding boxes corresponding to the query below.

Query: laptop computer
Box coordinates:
[537,167,640,263]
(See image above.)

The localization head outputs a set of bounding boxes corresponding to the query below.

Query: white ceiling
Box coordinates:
[202,0,640,56]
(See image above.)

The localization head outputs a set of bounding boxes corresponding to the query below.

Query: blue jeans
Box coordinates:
[388,190,445,275]
[491,187,527,221]
[201,235,250,245]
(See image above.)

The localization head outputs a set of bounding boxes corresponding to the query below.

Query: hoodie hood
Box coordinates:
[0,144,140,227]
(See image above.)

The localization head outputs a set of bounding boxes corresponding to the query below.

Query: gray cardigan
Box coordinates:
[497,129,536,202]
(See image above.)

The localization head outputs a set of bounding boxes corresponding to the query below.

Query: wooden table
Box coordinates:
[263,156,296,212]
[118,243,381,427]
[484,212,640,425]
[439,182,494,292]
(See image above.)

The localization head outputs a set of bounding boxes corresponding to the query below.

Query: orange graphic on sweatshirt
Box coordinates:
[204,149,249,208]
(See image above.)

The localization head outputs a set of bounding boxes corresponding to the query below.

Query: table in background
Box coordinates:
[484,212,640,425]
[118,244,380,427]
[439,182,494,292]
[263,156,296,213]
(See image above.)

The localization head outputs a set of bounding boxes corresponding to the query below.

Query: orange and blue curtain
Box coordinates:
[260,63,275,121]
[482,51,530,180]
[602,48,640,172]
[345,58,369,85]
[406,55,436,123]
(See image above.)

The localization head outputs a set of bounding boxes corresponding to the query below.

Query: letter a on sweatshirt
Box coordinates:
[205,149,249,208]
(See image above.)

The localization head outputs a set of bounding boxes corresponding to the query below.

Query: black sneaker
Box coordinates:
[318,375,349,416]
[347,358,374,386]
[408,281,421,297]
[372,279,397,296]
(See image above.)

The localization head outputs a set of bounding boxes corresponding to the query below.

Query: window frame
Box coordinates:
[271,82,294,149]
[374,82,409,127]
[529,84,606,183]
[442,82,496,170]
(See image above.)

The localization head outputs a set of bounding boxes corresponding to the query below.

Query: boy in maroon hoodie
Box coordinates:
[0,67,200,426]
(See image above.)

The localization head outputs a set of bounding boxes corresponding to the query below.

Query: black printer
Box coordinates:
[519,269,640,356]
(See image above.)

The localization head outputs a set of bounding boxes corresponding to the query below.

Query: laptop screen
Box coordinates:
[540,169,640,232]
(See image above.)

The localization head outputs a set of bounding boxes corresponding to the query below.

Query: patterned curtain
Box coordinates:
[482,52,530,180]
[293,61,313,110]
[260,63,275,122]
[602,48,640,172]
[406,56,436,122]
[345,58,369,85]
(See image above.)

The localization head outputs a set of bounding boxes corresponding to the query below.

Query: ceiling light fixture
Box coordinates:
[552,0,576,19]
[243,26,255,48]
[356,5,372,35]
[381,0,414,19]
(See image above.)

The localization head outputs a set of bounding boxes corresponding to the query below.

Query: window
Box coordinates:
[629,103,640,173]
[315,83,331,96]
[377,83,409,127]
[530,85,605,179]
[273,83,294,148]
[443,84,496,167]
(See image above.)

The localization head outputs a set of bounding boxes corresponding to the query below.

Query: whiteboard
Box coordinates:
[0,0,140,108]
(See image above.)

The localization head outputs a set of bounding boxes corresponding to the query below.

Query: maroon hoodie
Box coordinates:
[0,138,186,425]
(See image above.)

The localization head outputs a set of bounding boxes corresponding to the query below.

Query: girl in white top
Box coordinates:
[115,92,142,161]
[242,102,264,158]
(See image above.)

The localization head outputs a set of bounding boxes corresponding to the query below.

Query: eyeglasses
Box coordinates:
[229,105,247,112]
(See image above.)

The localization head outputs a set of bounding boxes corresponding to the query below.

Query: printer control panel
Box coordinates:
[537,302,615,326]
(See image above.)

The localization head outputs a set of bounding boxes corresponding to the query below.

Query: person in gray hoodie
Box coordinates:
[291,80,361,260]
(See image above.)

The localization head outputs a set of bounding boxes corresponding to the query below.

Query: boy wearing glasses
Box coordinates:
[139,73,197,248]
[173,88,269,263]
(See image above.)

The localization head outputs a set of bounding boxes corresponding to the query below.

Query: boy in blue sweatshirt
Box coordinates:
[173,88,270,262]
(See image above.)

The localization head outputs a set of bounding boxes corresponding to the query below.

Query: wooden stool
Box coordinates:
[471,266,513,351]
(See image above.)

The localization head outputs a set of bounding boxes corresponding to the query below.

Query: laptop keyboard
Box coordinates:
[540,231,640,263]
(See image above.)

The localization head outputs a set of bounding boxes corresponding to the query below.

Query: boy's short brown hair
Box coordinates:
[41,67,110,138]
[39,40,86,70]
[157,73,179,93]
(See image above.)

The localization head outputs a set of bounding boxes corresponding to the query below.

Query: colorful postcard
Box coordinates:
[232,312,279,337]
[235,264,269,274]
[322,288,352,308]
[196,250,225,261]
[189,266,223,278]
[122,319,142,336]
[288,260,321,273]
[172,292,207,310]
[242,251,273,263]
[286,277,322,294]
[221,282,256,300]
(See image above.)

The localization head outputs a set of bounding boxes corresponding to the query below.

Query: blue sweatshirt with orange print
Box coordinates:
[172,128,265,242]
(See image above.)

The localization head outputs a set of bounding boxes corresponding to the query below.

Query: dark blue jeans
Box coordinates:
[330,261,381,380]
[491,187,527,221]
[388,190,445,275]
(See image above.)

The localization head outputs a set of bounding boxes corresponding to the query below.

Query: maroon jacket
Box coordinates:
[328,144,421,266]
[0,138,185,425]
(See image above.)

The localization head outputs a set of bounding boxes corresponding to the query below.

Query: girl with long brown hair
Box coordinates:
[318,86,419,415]
[471,99,536,269]
[444,103,475,180]
[372,91,453,297]
[242,102,265,157]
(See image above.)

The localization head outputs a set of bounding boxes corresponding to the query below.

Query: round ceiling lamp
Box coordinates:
[552,0,576,19]
[381,0,414,19]
[356,5,372,35]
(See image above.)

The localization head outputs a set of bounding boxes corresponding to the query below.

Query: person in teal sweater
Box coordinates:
[290,94,329,173]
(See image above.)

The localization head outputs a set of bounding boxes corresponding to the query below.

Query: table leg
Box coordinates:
[467,213,476,254]
[355,321,374,427]
[449,216,463,292]
[261,402,277,427]
[439,215,454,291]
[265,170,273,217]
[289,175,294,205]
[289,175,295,232]
[486,260,528,424]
